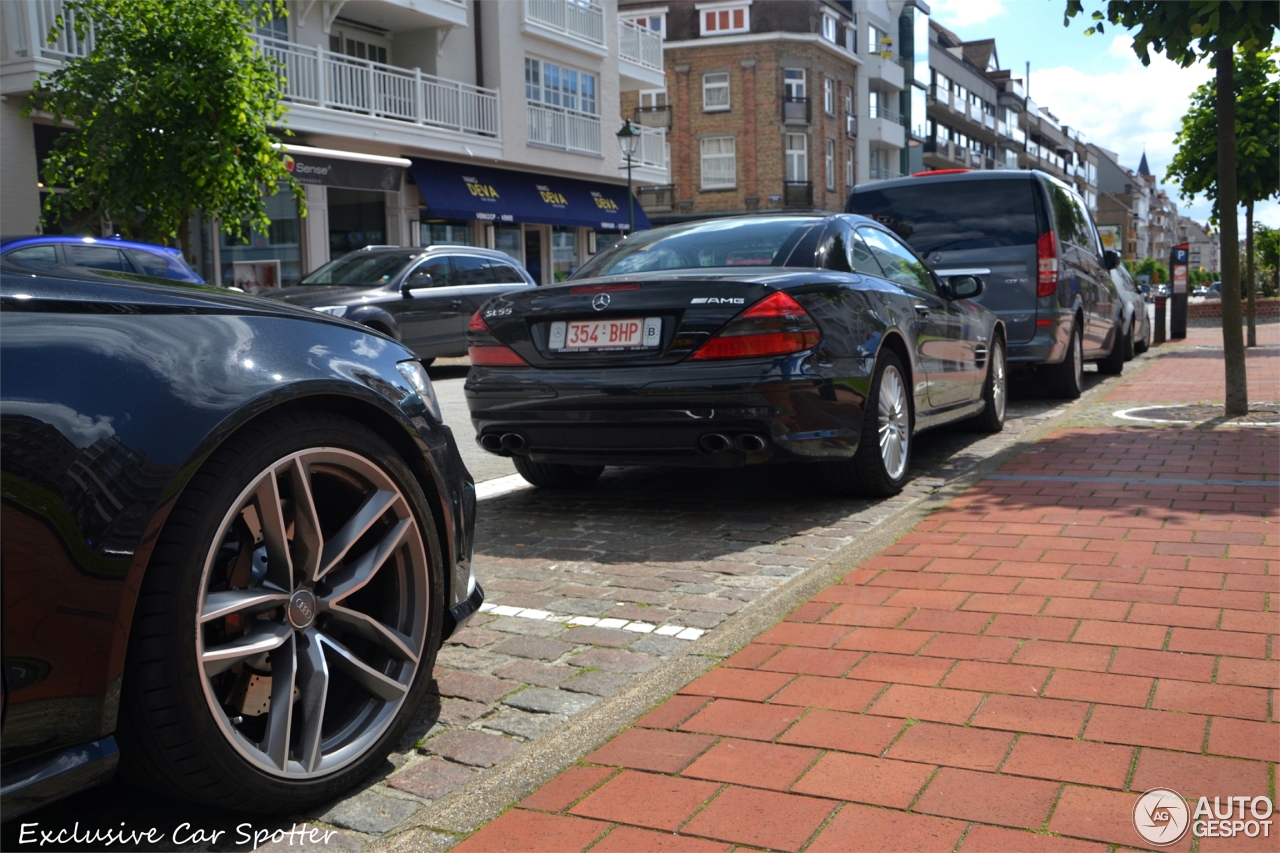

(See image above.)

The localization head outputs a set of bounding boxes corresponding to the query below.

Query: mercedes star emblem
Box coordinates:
[592,293,611,311]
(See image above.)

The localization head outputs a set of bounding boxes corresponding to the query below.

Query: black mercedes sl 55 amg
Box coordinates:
[465,214,1007,495]
[0,262,481,817]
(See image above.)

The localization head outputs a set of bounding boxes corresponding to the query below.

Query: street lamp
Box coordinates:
[616,118,641,234]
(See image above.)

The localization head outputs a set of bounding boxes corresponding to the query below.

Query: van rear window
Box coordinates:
[849,180,1040,256]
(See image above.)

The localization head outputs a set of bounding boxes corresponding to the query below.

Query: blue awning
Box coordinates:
[408,157,650,232]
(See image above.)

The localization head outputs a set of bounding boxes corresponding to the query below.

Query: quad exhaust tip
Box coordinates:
[699,433,731,453]
[479,433,504,453]
[499,433,527,453]
[735,433,768,453]
[699,433,769,453]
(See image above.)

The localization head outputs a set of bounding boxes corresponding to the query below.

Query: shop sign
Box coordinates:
[283,154,403,192]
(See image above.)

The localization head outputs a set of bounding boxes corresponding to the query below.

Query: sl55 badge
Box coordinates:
[484,307,513,317]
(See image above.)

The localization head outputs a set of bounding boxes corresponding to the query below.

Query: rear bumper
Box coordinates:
[465,355,871,468]
[1009,312,1073,366]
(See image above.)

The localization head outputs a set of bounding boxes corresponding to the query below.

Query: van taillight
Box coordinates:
[1037,231,1058,297]
[688,291,820,360]
[468,310,528,366]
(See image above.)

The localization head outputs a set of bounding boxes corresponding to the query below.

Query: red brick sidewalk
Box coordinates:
[453,346,1278,853]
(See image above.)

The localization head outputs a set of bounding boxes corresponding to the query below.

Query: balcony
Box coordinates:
[983,112,995,130]
[637,185,674,213]
[630,125,669,184]
[527,102,602,155]
[634,104,672,130]
[524,0,605,48]
[619,18,664,90]
[869,103,902,125]
[256,36,500,146]
[783,95,811,125]
[1,0,92,93]
[783,181,813,209]
[864,106,905,148]
[928,85,953,110]
[863,54,904,90]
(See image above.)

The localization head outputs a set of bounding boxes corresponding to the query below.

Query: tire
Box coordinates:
[822,350,912,497]
[1097,322,1126,375]
[968,337,1007,433]
[513,456,604,489]
[1045,319,1085,399]
[118,410,443,812]
[1122,319,1136,361]
[1134,325,1149,355]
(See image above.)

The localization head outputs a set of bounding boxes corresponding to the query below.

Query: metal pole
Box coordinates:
[627,154,634,234]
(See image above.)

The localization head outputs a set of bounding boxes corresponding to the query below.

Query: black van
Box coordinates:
[848,170,1125,398]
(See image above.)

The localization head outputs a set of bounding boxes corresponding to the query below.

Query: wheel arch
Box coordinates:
[875,329,915,423]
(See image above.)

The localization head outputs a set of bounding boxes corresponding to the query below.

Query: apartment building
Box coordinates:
[1180,216,1220,273]
[1,0,668,286]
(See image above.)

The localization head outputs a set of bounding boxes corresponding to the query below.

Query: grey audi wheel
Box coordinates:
[119,410,442,811]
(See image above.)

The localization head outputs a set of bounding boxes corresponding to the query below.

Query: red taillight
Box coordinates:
[569,282,641,295]
[911,168,970,176]
[1037,231,1058,297]
[468,310,528,366]
[688,291,821,361]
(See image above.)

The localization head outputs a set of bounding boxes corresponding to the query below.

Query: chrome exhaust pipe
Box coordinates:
[735,434,768,453]
[699,433,731,453]
[479,433,504,453]
[500,433,527,453]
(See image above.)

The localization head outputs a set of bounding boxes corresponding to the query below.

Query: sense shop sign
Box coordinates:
[283,153,403,192]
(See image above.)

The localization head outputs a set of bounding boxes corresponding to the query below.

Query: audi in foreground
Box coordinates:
[1,262,480,817]
[465,215,1007,495]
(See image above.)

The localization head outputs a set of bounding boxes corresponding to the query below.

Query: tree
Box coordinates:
[1064,1,1278,416]
[27,0,301,248]
[1257,226,1280,297]
[1135,257,1169,284]
[1166,47,1279,347]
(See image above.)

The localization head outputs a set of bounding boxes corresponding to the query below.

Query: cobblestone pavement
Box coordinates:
[451,336,1278,853]
[0,358,1144,852]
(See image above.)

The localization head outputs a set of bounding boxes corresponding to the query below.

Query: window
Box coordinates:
[703,72,730,111]
[127,249,174,277]
[625,13,665,38]
[4,245,58,266]
[824,78,835,114]
[489,261,528,284]
[700,137,736,188]
[844,86,854,116]
[784,68,805,99]
[822,13,837,43]
[451,255,497,286]
[639,89,668,108]
[846,22,856,53]
[66,245,130,272]
[329,30,388,64]
[785,133,807,182]
[410,256,452,288]
[858,227,934,292]
[825,139,835,190]
[699,4,749,35]
[846,147,855,188]
[525,58,597,115]
[868,23,890,56]
[422,221,472,246]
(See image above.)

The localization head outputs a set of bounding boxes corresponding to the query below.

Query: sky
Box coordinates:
[928,0,1279,237]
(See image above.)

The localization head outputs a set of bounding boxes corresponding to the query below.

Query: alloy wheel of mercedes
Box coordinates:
[119,413,441,811]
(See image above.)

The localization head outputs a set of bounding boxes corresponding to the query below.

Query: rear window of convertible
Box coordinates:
[572,218,816,278]
[850,180,1040,255]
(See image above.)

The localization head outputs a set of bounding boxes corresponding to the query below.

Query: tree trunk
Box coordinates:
[1245,200,1256,347]
[1216,50,1247,416]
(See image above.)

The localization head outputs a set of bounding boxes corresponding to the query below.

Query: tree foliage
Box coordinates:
[28,0,302,244]
[1135,257,1169,284]
[1062,1,1278,66]
[1166,48,1280,219]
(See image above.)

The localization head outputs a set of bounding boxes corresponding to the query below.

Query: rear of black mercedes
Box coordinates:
[464,272,875,469]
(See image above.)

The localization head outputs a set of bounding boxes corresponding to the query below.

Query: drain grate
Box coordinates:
[1114,403,1280,426]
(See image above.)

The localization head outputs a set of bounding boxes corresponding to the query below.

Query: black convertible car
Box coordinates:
[465,215,1007,494]
[0,263,481,817]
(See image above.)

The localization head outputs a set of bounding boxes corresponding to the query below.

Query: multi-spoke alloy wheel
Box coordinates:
[119,412,440,811]
[197,448,427,778]
[822,350,912,498]
[877,364,909,481]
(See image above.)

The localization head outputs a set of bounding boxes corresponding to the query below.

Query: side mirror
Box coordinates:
[402,271,431,296]
[948,274,984,300]
[1102,250,1120,270]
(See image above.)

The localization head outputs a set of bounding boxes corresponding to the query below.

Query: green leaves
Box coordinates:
[26,0,302,244]
[1063,1,1278,68]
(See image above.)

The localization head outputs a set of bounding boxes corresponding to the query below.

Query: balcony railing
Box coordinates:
[619,18,662,71]
[527,102,602,155]
[634,125,668,170]
[525,0,604,46]
[2,0,93,63]
[783,95,811,124]
[634,104,672,130]
[983,112,995,130]
[783,181,813,209]
[256,36,499,136]
[869,163,902,181]
[869,103,902,125]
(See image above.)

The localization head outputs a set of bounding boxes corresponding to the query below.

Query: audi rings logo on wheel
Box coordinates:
[592,293,611,311]
[1133,788,1190,846]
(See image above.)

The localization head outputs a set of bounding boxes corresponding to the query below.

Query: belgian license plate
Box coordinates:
[548,317,661,351]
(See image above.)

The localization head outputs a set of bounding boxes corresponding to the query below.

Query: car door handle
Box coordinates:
[913,302,929,317]
[449,299,463,308]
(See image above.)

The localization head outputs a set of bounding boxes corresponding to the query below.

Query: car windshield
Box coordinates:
[300,252,418,286]
[850,180,1040,255]
[572,218,817,279]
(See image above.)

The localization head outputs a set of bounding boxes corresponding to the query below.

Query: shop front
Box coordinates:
[408,158,649,286]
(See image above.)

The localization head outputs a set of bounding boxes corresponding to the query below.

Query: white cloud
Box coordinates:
[930,0,1007,29]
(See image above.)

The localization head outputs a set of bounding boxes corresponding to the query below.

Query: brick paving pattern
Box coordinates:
[453,333,1278,853]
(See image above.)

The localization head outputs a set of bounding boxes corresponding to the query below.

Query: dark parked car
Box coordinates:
[268,245,535,363]
[1,234,203,283]
[0,261,481,817]
[1110,264,1151,358]
[848,170,1126,397]
[465,215,1006,496]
